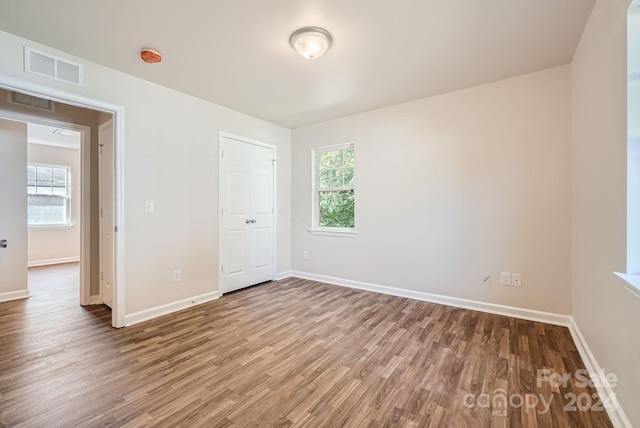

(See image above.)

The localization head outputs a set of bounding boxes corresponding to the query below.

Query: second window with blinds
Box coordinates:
[311,143,356,237]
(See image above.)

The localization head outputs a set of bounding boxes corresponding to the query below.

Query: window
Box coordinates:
[311,143,356,236]
[617,2,640,296]
[27,164,71,227]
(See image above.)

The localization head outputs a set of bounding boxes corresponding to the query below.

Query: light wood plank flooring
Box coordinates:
[0,264,612,427]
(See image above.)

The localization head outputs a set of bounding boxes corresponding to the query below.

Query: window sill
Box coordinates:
[308,228,357,238]
[28,225,73,231]
[613,272,640,300]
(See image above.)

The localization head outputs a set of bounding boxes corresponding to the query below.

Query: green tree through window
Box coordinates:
[315,144,355,228]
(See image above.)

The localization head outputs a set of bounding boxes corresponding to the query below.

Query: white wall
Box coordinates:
[292,65,572,315]
[0,119,27,298]
[571,0,640,425]
[27,143,81,265]
[0,30,292,315]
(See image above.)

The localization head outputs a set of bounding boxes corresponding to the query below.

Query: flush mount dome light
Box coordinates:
[290,27,332,59]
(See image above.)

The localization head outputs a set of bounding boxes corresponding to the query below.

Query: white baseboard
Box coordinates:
[0,289,30,303]
[568,320,632,428]
[124,291,221,327]
[28,256,80,267]
[291,271,572,327]
[274,270,292,281]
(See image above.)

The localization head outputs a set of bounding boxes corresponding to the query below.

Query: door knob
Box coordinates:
[245,219,257,224]
[0,239,6,248]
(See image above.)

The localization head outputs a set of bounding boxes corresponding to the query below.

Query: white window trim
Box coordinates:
[309,142,357,237]
[27,162,72,228]
[613,272,640,300]
[308,228,358,237]
[28,224,73,231]
[621,7,640,301]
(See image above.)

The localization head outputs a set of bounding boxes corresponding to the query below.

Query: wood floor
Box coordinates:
[0,264,612,427]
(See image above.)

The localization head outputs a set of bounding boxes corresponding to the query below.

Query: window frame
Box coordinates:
[616,2,640,298]
[27,162,72,229]
[309,142,357,237]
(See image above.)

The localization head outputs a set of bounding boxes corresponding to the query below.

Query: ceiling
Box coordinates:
[0,0,595,129]
[28,123,81,150]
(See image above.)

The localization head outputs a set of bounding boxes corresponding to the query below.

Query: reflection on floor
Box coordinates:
[28,262,79,305]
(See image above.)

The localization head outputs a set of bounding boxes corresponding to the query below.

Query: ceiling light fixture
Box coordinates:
[290,27,332,60]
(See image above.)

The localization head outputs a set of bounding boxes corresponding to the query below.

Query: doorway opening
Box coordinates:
[26,122,82,304]
[0,78,124,327]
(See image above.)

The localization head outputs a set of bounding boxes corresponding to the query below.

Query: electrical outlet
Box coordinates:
[500,272,511,286]
[303,250,309,260]
[173,269,182,282]
[512,273,522,287]
[144,200,155,213]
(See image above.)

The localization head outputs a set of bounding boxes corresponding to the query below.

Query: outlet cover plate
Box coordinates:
[512,273,522,286]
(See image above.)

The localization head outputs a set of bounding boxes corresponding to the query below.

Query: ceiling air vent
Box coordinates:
[24,47,83,86]
[7,91,55,112]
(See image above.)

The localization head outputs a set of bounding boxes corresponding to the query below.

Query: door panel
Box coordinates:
[0,119,28,297]
[252,226,273,284]
[99,121,114,308]
[221,138,251,292]
[228,172,249,214]
[226,230,247,275]
[250,145,274,286]
[220,136,274,293]
[253,173,272,214]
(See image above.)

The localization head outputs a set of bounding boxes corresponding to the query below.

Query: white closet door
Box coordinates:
[220,135,274,293]
[249,144,275,285]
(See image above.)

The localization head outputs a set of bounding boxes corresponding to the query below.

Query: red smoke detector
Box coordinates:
[140,48,162,64]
